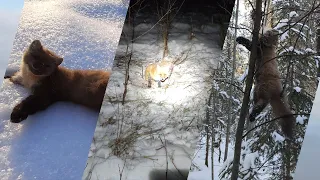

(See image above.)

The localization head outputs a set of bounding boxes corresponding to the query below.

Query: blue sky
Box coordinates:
[0,0,24,10]
[0,0,24,84]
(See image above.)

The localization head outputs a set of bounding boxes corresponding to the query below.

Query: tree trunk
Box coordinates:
[205,98,210,167]
[205,131,209,166]
[211,85,217,180]
[285,141,292,179]
[218,134,222,163]
[317,26,320,77]
[230,0,262,179]
[224,36,232,161]
[162,20,169,58]
[263,0,273,27]
[122,7,134,105]
[161,0,171,59]
[206,80,215,167]
[224,0,240,162]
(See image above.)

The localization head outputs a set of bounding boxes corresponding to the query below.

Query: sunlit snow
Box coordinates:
[0,0,129,180]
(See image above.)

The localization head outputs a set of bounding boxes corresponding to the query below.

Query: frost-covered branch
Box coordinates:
[242,113,310,139]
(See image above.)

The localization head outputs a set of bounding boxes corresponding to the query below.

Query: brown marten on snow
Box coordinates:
[6,40,111,123]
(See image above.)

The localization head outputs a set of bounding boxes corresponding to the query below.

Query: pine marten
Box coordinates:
[6,40,111,123]
[236,28,295,139]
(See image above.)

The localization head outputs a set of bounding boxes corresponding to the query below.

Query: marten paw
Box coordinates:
[236,36,246,43]
[9,72,23,86]
[10,76,22,85]
[10,104,28,123]
[236,37,250,44]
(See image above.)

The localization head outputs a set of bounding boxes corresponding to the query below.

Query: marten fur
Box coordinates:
[236,28,295,139]
[6,40,111,123]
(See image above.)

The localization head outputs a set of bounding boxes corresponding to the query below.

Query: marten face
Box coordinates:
[23,40,63,76]
[260,29,279,47]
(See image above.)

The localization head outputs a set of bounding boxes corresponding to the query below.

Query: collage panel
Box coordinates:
[82,0,235,180]
[209,0,319,179]
[1,0,318,179]
[293,87,320,179]
[0,0,129,180]
[293,10,320,180]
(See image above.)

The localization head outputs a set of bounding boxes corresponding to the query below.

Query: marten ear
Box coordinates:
[55,57,63,66]
[29,40,43,52]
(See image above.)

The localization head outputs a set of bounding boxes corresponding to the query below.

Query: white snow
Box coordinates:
[280,31,289,42]
[290,28,307,41]
[294,86,302,92]
[274,19,289,30]
[296,23,309,30]
[232,96,241,105]
[188,136,234,180]
[296,115,307,125]
[256,110,269,120]
[82,5,222,180]
[279,46,304,55]
[315,56,320,68]
[289,11,299,18]
[0,0,128,180]
[305,48,316,54]
[242,151,259,171]
[271,131,285,143]
[219,91,230,99]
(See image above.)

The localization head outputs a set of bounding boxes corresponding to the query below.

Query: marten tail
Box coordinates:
[236,36,252,51]
[270,97,295,139]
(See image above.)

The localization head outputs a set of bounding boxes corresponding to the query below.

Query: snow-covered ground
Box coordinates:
[82,10,224,180]
[0,0,129,180]
[188,136,234,180]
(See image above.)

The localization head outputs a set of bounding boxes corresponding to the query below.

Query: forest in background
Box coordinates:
[82,0,320,179]
[207,0,320,179]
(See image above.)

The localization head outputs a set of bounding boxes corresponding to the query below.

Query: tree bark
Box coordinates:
[122,7,134,105]
[224,36,232,161]
[224,0,240,162]
[161,0,171,59]
[218,134,222,163]
[230,0,262,179]
[211,84,217,180]
[206,80,215,167]
[263,0,273,27]
[205,98,210,167]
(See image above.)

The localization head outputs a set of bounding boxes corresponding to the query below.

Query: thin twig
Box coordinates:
[242,113,310,139]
